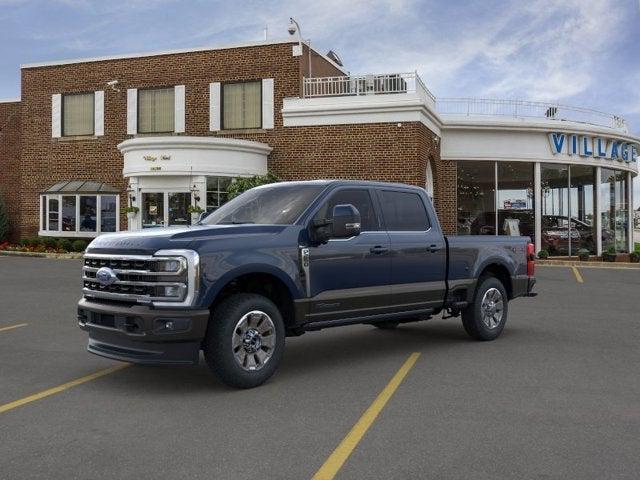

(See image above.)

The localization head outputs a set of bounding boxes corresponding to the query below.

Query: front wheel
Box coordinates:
[461,277,508,341]
[203,293,285,389]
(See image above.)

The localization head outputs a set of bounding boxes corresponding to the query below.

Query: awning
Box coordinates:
[42,180,120,194]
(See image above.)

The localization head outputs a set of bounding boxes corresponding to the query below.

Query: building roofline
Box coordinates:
[0,97,20,103]
[20,38,348,74]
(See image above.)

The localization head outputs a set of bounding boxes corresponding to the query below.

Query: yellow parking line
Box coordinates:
[571,266,584,283]
[0,364,130,414]
[311,352,421,480]
[0,323,28,333]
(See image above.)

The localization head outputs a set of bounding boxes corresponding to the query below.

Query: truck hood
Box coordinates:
[86,224,288,255]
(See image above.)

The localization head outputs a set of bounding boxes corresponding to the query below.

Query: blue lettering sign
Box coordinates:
[595,138,607,157]
[632,145,638,162]
[610,142,619,160]
[570,135,578,155]
[579,136,593,156]
[548,133,565,154]
[620,143,628,162]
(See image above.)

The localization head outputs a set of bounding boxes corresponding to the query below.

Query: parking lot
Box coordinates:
[1,257,639,479]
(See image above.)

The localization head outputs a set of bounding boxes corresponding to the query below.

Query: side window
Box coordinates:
[379,190,430,231]
[313,189,380,231]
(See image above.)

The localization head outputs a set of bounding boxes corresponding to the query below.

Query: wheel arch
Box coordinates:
[476,262,513,299]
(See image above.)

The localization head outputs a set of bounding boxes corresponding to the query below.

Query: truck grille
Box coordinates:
[82,251,199,306]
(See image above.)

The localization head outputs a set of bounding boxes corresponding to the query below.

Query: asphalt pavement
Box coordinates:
[0,256,639,479]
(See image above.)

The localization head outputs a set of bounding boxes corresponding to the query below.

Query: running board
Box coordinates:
[303,308,434,331]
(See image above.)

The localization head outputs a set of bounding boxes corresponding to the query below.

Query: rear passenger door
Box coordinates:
[377,189,447,312]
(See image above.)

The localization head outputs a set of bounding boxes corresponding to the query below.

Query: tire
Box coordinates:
[373,321,400,330]
[203,293,285,389]
[461,276,508,341]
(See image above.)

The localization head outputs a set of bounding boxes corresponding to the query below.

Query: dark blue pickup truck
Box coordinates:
[78,180,536,388]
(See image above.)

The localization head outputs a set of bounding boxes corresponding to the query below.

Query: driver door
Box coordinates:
[306,188,392,323]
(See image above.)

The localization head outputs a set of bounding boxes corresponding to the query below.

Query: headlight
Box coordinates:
[155,258,185,273]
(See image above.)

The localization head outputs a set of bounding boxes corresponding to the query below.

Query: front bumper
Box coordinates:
[77,298,210,365]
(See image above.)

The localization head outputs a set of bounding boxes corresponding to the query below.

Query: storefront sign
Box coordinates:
[548,132,638,163]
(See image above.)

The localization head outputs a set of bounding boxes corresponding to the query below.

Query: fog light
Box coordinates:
[163,285,181,297]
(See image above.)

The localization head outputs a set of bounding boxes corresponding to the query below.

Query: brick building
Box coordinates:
[0,38,638,256]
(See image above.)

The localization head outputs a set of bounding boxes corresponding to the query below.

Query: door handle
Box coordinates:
[427,244,440,253]
[370,246,389,254]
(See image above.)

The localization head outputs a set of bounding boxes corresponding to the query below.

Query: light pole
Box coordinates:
[288,17,312,79]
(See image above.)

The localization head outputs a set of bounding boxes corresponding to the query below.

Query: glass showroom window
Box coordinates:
[138,87,175,133]
[569,166,597,254]
[62,92,94,136]
[497,163,534,242]
[457,161,496,235]
[206,176,234,211]
[41,194,119,236]
[223,81,261,130]
[601,168,629,253]
[541,164,570,256]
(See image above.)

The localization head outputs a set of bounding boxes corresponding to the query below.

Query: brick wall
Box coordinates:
[0,101,21,241]
[13,41,453,239]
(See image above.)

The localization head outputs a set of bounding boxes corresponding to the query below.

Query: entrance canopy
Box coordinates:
[42,180,120,194]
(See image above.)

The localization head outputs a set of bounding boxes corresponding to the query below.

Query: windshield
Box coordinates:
[201,184,325,225]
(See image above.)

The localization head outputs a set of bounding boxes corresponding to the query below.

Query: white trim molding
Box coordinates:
[282,93,442,135]
[119,136,271,178]
[20,38,348,74]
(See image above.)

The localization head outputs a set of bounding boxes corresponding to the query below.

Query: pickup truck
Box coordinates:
[78,180,536,388]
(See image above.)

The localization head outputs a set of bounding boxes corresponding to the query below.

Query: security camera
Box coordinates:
[287,23,297,35]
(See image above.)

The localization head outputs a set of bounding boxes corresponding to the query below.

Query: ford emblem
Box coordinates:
[95,267,118,286]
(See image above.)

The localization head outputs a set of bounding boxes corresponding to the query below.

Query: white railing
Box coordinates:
[436,97,628,131]
[303,72,436,103]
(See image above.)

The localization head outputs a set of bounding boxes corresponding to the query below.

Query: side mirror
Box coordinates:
[331,204,361,238]
[197,211,210,223]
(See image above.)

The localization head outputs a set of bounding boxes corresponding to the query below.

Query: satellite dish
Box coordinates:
[326,50,344,67]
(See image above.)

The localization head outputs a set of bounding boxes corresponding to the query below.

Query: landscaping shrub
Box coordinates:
[58,238,73,252]
[576,248,590,261]
[71,239,88,252]
[537,249,549,259]
[41,237,58,249]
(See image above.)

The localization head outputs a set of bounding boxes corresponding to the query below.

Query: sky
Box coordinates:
[0,0,639,204]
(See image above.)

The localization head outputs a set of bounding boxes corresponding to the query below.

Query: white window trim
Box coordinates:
[127,88,138,134]
[209,82,221,131]
[51,94,62,138]
[174,85,185,133]
[262,78,274,129]
[39,194,120,238]
[94,90,104,136]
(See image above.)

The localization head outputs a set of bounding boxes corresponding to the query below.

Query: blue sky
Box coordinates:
[1,0,639,203]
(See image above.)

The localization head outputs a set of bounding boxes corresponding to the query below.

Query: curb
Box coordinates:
[0,250,84,260]
[536,260,640,270]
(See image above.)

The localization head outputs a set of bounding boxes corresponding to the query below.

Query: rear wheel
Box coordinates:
[203,293,285,389]
[461,276,508,341]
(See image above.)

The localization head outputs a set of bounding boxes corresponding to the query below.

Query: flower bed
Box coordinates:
[0,237,88,254]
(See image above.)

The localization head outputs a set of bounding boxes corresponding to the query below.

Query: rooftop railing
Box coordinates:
[303,72,436,104]
[436,97,628,131]
[301,73,628,132]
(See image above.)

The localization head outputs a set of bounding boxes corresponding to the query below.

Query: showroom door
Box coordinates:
[168,192,191,226]
[142,192,165,228]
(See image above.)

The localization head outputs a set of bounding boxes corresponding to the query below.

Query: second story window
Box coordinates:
[223,81,261,130]
[62,92,94,136]
[138,87,175,133]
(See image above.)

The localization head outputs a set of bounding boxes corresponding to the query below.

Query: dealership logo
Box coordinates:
[548,132,638,163]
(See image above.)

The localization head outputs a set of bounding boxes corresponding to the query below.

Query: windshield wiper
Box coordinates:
[218,221,255,225]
